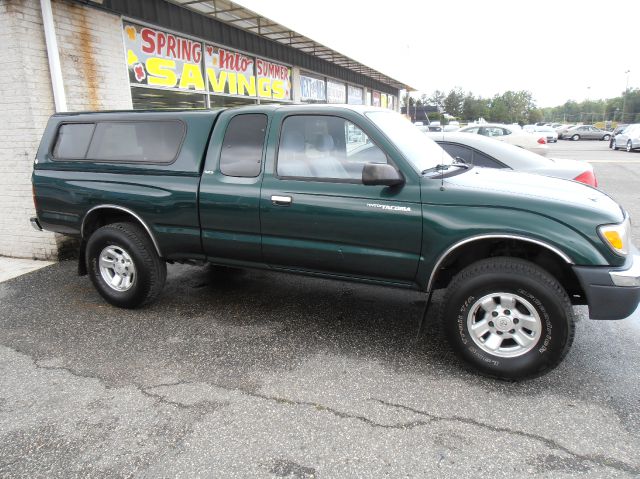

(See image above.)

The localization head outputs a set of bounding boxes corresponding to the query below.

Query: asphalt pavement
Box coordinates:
[1,141,639,477]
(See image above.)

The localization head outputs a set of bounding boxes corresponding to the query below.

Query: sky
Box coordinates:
[235,0,640,108]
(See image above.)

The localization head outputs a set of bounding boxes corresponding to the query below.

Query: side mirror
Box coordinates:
[362,163,404,187]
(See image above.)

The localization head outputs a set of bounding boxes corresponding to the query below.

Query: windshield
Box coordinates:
[366,111,453,171]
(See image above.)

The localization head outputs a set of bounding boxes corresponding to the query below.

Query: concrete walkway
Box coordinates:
[0,257,55,283]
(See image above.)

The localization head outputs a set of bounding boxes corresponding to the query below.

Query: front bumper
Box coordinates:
[573,249,640,320]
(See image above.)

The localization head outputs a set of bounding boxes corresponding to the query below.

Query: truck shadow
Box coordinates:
[1,261,463,388]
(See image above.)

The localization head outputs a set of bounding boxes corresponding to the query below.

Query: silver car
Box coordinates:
[611,123,640,152]
[426,132,598,186]
[563,125,611,141]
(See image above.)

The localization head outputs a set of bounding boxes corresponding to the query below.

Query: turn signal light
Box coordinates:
[573,170,597,187]
[537,137,547,144]
[598,217,631,256]
[603,230,623,249]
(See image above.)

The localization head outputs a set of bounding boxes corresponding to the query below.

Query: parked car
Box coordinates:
[611,123,640,152]
[562,125,612,141]
[524,125,558,143]
[425,132,597,186]
[31,105,639,380]
[533,125,558,143]
[609,124,629,148]
[416,124,443,132]
[556,124,575,139]
[457,123,549,156]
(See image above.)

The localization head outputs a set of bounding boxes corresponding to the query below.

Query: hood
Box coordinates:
[430,167,623,225]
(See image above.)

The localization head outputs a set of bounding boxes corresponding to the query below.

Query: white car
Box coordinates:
[426,132,597,186]
[532,125,558,143]
[457,123,549,156]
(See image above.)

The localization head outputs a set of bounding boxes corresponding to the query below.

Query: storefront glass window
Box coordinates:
[372,91,381,107]
[347,85,364,105]
[209,95,257,108]
[300,74,326,103]
[327,79,346,104]
[132,88,206,109]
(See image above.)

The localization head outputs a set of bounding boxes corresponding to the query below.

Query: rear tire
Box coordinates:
[86,222,166,308]
[440,257,575,380]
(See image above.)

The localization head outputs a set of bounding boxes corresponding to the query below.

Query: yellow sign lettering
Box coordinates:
[227,72,237,95]
[146,58,177,87]
[271,80,286,100]
[179,63,205,90]
[238,74,256,96]
[258,77,271,98]
[206,68,227,93]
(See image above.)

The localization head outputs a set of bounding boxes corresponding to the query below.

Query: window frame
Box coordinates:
[438,141,509,169]
[50,119,187,165]
[50,122,96,160]
[218,113,269,178]
[274,113,392,184]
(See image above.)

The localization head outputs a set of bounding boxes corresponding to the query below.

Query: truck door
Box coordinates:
[260,111,423,284]
[199,110,269,264]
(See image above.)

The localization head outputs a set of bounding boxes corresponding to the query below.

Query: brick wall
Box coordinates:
[0,0,131,259]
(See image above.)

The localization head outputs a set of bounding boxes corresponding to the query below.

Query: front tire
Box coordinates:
[627,141,633,152]
[602,134,611,141]
[86,222,166,308]
[440,257,575,380]
[571,134,580,141]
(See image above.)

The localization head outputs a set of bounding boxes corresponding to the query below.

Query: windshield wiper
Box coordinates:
[421,161,470,175]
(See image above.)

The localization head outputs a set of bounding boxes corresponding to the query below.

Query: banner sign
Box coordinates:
[124,23,204,91]
[204,45,255,96]
[300,75,326,102]
[381,93,388,109]
[327,80,346,104]
[347,85,363,105]
[256,58,292,100]
[123,22,291,100]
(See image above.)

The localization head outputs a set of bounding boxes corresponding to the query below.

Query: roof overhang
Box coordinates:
[166,0,414,91]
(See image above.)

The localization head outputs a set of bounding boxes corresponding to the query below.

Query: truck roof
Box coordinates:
[51,104,392,117]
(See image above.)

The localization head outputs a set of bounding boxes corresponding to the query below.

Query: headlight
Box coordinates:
[598,216,631,256]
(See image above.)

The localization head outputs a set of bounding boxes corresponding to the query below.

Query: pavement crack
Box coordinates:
[248,391,431,430]
[372,398,640,475]
[144,380,431,430]
[138,387,199,410]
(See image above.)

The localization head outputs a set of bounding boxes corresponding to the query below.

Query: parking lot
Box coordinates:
[1,140,639,477]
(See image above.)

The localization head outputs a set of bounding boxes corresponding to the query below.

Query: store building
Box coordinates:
[0,0,411,259]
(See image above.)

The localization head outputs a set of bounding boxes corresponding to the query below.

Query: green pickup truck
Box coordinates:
[31,105,639,379]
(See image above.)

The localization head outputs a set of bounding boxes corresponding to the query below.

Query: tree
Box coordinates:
[429,90,446,112]
[443,88,464,118]
[462,93,489,122]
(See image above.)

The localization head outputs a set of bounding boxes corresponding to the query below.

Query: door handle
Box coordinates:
[271,195,292,206]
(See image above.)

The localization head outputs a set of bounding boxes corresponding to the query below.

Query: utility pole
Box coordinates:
[622,70,631,123]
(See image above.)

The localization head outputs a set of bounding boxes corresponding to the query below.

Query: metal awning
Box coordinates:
[166,0,413,91]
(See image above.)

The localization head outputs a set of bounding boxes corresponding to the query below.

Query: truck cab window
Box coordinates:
[220,114,267,177]
[277,115,386,181]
